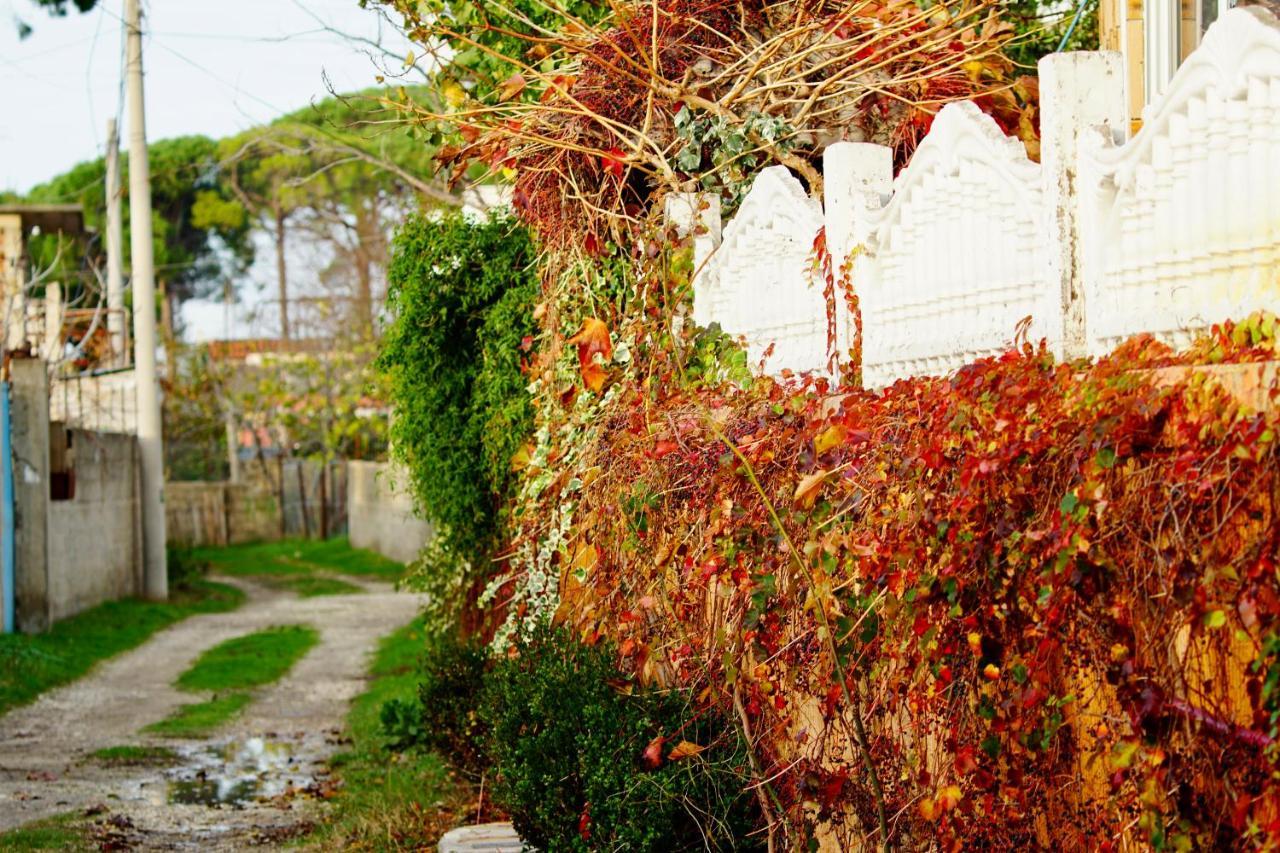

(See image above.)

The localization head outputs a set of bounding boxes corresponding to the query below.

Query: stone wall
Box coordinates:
[347,461,433,565]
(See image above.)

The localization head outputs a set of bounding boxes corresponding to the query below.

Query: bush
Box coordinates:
[166,546,209,589]
[408,633,490,776]
[479,626,761,851]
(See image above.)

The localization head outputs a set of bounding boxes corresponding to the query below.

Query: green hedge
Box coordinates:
[378,209,539,592]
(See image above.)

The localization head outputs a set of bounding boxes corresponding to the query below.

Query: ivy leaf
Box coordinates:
[814,424,846,455]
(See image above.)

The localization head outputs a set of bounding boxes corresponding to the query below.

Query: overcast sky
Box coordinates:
[1,0,419,340]
[0,0,415,193]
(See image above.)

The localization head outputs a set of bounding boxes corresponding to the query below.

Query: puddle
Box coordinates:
[164,736,300,807]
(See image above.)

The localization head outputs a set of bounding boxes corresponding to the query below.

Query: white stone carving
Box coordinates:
[860,101,1054,388]
[696,166,828,375]
[1082,6,1280,356]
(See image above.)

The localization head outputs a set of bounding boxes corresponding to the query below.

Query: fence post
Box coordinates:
[663,193,722,328]
[1039,50,1126,360]
[1,382,13,633]
[822,142,893,373]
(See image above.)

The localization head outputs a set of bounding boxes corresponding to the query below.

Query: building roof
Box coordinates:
[0,205,85,236]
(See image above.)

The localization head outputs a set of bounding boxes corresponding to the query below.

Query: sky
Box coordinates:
[0,0,418,340]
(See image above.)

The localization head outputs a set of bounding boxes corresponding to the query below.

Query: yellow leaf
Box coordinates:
[814,424,846,455]
[668,741,706,761]
[510,442,534,472]
[443,81,466,107]
[794,470,830,509]
[937,785,963,812]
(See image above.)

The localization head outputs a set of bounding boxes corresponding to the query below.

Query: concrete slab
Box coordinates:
[438,822,526,852]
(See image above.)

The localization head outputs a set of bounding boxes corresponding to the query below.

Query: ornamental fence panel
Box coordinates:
[673,7,1280,388]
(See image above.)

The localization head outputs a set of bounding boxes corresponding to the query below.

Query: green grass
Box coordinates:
[176,625,318,692]
[277,575,363,597]
[306,616,460,849]
[0,812,91,851]
[143,624,318,738]
[0,580,245,718]
[87,745,180,766]
[191,537,405,584]
[143,692,253,738]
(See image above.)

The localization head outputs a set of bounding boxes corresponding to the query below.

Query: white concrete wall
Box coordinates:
[347,461,433,565]
[682,7,1280,388]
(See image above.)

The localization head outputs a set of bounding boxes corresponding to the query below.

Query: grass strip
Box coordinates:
[143,692,253,738]
[275,575,363,598]
[0,812,92,851]
[306,616,461,849]
[175,625,318,692]
[191,537,405,583]
[87,745,180,766]
[0,581,244,717]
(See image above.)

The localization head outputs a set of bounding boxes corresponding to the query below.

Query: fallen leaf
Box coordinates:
[498,73,527,102]
[642,735,665,769]
[668,740,706,761]
[602,147,626,180]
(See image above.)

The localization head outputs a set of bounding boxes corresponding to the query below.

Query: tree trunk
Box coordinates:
[353,203,377,339]
[275,202,290,341]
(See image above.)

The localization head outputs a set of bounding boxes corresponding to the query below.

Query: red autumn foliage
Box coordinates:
[556,314,1280,847]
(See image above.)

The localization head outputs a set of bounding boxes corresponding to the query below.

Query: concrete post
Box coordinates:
[662,193,722,328]
[9,359,50,633]
[822,142,892,369]
[42,282,62,363]
[105,120,127,368]
[1039,51,1127,360]
[125,0,168,600]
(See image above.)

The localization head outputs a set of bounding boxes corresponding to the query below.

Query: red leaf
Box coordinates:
[602,147,626,180]
[567,318,612,392]
[642,735,665,769]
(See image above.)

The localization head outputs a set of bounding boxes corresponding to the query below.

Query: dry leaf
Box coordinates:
[794,470,831,509]
[668,740,706,761]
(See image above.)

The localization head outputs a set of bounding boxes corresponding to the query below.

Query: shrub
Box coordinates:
[409,633,490,776]
[166,546,209,589]
[480,626,761,851]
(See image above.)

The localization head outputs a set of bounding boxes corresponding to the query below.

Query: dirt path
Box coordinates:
[0,575,421,849]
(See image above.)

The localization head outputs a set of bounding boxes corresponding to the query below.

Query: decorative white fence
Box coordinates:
[678,7,1280,388]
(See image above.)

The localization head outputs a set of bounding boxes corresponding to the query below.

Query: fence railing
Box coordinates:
[676,7,1280,388]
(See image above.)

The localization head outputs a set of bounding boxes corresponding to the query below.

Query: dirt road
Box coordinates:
[0,576,420,849]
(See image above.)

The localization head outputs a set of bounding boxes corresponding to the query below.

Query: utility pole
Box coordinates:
[105,119,126,368]
[125,0,167,600]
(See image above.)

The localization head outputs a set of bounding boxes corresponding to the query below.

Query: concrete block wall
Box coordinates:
[46,430,142,624]
[347,461,433,565]
[10,358,144,632]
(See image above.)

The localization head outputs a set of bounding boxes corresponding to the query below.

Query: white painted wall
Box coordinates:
[680,7,1280,388]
